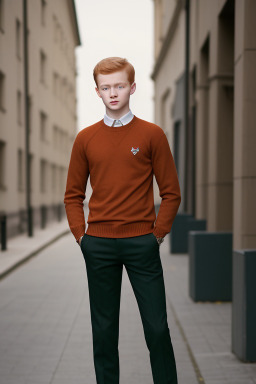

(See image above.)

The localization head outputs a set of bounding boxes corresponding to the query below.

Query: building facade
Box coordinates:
[0,0,80,239]
[151,0,256,250]
[151,0,186,212]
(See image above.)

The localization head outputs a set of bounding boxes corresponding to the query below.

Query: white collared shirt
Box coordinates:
[104,110,134,127]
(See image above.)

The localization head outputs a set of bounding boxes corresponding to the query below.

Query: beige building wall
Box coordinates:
[233,0,256,249]
[152,0,256,250]
[0,0,80,237]
[152,0,185,208]
[191,0,235,233]
[190,0,256,249]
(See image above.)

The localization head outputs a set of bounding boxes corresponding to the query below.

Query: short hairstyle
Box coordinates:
[93,57,135,87]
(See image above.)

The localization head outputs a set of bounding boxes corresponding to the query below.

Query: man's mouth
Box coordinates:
[110,101,118,104]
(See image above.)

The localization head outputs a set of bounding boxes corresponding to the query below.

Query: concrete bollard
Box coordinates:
[232,249,256,362]
[188,231,232,301]
[170,213,206,254]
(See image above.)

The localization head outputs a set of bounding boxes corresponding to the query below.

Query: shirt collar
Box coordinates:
[104,110,134,126]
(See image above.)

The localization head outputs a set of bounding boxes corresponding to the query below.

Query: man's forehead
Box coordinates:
[97,71,129,86]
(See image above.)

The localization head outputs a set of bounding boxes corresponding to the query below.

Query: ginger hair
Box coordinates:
[93,57,135,87]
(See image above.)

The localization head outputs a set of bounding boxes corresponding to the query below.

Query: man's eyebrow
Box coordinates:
[100,82,127,87]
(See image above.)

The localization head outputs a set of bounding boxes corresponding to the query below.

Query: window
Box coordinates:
[69,136,74,152]
[53,15,57,42]
[63,132,68,152]
[58,76,63,101]
[56,21,60,44]
[60,29,64,51]
[0,140,6,189]
[63,37,67,56]
[0,71,6,111]
[53,125,57,147]
[40,50,47,85]
[51,163,56,192]
[16,19,21,59]
[17,90,22,125]
[53,72,56,94]
[0,0,4,32]
[60,129,67,152]
[40,111,47,142]
[61,77,67,103]
[53,72,59,96]
[40,159,47,193]
[58,166,65,194]
[59,129,63,150]
[69,84,75,112]
[17,149,24,191]
[41,0,46,26]
[60,166,65,194]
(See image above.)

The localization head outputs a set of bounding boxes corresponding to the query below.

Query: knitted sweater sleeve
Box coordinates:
[151,133,181,238]
[63,134,89,242]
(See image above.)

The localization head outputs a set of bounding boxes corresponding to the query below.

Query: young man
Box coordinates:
[64,57,181,384]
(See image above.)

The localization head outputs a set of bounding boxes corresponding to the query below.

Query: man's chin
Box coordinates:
[107,105,124,111]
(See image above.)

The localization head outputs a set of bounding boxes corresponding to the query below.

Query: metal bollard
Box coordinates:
[0,212,7,251]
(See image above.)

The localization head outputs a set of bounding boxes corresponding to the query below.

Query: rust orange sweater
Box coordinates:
[63,115,181,242]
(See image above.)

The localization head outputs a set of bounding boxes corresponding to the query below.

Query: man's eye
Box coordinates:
[118,86,124,88]
[102,88,107,90]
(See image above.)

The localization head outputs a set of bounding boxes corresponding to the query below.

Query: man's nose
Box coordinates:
[110,87,118,97]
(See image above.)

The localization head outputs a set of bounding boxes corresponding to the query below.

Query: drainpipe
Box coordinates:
[23,0,33,236]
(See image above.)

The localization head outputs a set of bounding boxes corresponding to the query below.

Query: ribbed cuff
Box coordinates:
[152,226,166,238]
[70,224,86,242]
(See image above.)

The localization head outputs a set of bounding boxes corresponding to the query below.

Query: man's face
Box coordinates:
[95,70,136,117]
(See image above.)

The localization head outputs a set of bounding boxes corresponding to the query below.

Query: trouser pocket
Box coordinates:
[80,233,90,257]
[149,232,159,247]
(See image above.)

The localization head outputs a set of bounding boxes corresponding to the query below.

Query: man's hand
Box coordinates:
[78,235,84,247]
[155,236,164,245]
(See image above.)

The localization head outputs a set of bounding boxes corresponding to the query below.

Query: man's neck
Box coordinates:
[105,107,130,120]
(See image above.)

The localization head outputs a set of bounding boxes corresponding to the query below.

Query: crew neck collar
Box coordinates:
[101,115,137,131]
[104,110,134,126]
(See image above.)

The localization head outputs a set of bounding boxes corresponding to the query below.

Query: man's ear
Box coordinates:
[130,82,136,95]
[95,87,101,98]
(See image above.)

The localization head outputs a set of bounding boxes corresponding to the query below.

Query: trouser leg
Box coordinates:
[120,233,178,384]
[81,234,123,384]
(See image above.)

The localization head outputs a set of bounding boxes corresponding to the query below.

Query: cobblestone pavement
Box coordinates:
[0,225,256,383]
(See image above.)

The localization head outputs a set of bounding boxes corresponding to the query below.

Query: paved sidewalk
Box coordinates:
[0,215,256,383]
[161,250,256,384]
[0,219,69,280]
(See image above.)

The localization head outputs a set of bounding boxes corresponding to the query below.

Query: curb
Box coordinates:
[0,229,70,281]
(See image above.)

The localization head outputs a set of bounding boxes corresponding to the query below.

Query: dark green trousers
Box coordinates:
[80,232,178,384]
